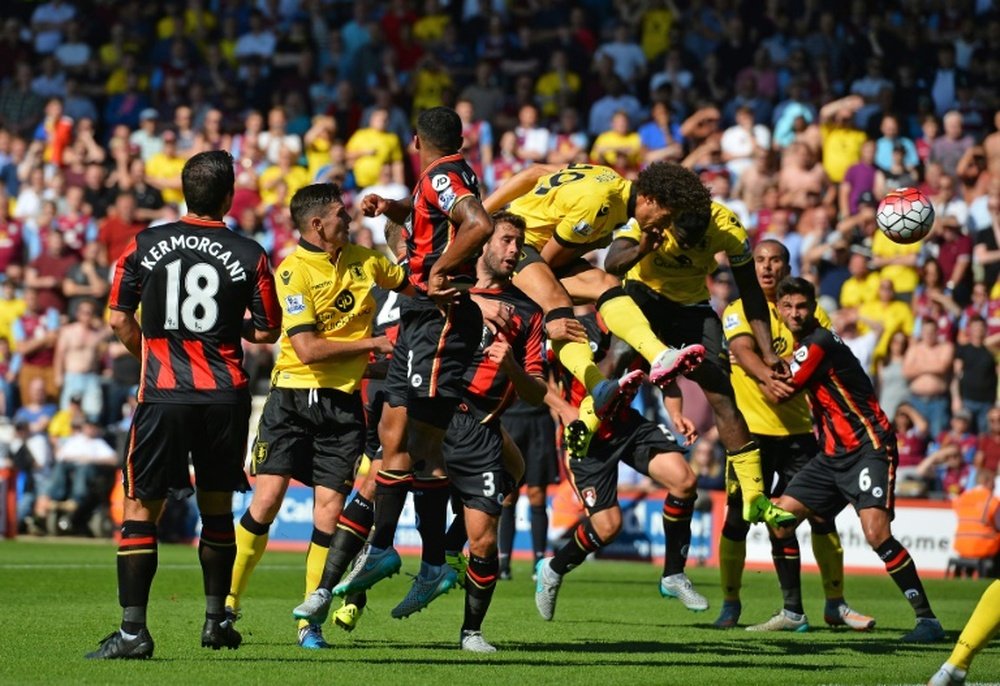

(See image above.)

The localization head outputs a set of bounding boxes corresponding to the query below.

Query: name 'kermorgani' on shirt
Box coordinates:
[139,234,247,281]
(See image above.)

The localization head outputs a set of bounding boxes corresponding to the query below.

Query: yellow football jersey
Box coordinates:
[722,298,832,436]
[617,201,751,305]
[509,163,633,252]
[272,240,405,392]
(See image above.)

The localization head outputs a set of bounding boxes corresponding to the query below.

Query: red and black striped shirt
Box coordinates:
[109,217,281,404]
[462,286,544,422]
[407,153,480,290]
[788,325,893,457]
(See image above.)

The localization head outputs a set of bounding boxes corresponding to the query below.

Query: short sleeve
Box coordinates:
[108,238,141,312]
[372,254,406,291]
[712,205,752,267]
[424,168,474,216]
[250,250,281,332]
[722,301,753,342]
[554,192,617,247]
[276,258,314,337]
[612,217,642,243]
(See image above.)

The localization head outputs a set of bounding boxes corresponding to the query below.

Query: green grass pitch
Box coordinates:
[1,540,997,685]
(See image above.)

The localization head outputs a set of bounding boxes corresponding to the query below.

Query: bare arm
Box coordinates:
[428,196,493,279]
[482,164,560,214]
[732,262,784,371]
[109,309,142,359]
[288,331,393,366]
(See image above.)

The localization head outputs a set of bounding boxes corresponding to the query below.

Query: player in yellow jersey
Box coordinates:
[226,183,409,649]
[929,579,1000,685]
[604,162,794,527]
[483,162,707,462]
[716,240,874,632]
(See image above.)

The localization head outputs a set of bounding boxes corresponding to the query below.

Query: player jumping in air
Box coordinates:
[604,162,795,528]
[483,162,707,456]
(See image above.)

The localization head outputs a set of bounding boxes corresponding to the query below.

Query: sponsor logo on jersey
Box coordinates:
[432,174,451,191]
[284,294,305,315]
[334,289,355,313]
[772,337,788,355]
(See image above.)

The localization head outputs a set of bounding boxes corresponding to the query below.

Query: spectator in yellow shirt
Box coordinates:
[411,54,453,122]
[144,130,185,205]
[859,279,916,360]
[258,146,310,207]
[535,50,581,119]
[345,108,404,189]
[839,251,881,308]
[871,222,922,300]
[590,111,641,175]
[818,94,867,184]
[0,279,25,345]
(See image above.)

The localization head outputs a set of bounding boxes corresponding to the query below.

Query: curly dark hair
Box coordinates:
[635,162,711,215]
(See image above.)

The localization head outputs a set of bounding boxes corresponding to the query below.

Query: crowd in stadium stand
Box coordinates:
[1,0,1000,535]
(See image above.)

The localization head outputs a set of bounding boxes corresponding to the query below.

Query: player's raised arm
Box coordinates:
[482,163,560,213]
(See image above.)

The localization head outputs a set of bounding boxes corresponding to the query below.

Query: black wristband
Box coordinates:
[544,307,575,323]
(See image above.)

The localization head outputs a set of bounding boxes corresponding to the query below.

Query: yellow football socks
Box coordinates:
[552,339,606,393]
[812,530,845,600]
[947,580,1000,670]
[227,521,269,612]
[719,536,747,603]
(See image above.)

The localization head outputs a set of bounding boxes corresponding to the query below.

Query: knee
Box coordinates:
[592,509,621,541]
[527,486,545,507]
[862,524,889,549]
[468,528,498,558]
[676,467,698,498]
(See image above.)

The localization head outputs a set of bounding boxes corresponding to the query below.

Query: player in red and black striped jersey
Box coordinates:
[760,277,945,643]
[336,106,505,609]
[89,151,281,661]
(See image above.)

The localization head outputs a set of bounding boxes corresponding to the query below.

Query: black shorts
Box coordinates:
[502,408,559,487]
[124,400,251,500]
[516,244,590,279]
[443,411,514,516]
[250,387,365,493]
[570,409,684,514]
[624,281,729,384]
[384,293,483,404]
[361,377,386,461]
[783,441,897,519]
[727,433,818,499]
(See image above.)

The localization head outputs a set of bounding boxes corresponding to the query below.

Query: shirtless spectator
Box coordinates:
[904,317,955,438]
[734,150,774,215]
[53,298,107,423]
[778,142,828,210]
[257,106,301,165]
[985,111,1000,178]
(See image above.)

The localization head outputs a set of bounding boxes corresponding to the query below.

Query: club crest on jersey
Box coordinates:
[334,289,355,313]
[582,487,597,508]
[284,294,305,315]
[280,270,292,285]
[432,174,451,191]
[349,262,364,280]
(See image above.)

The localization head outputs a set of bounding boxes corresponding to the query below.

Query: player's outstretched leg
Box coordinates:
[391,560,458,619]
[333,592,367,633]
[728,443,796,527]
[929,580,1000,686]
[564,371,646,459]
[536,518,608,620]
[296,493,375,623]
[86,519,158,659]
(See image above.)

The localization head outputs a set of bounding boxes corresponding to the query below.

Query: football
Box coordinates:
[875,187,935,244]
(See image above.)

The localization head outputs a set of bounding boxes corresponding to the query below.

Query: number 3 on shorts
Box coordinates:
[858,467,871,492]
[482,472,495,496]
